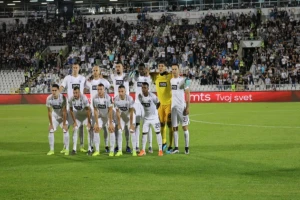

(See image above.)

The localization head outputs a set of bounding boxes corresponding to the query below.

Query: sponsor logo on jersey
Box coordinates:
[172,85,177,90]
[97,104,106,109]
[92,85,97,90]
[72,84,80,89]
[116,80,124,85]
[159,82,167,87]
[142,103,150,107]
[74,106,83,110]
[52,105,62,109]
[137,82,143,87]
[119,106,128,111]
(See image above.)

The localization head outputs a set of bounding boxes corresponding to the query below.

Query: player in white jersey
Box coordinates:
[93,83,114,156]
[110,62,131,153]
[68,86,91,155]
[114,85,136,157]
[129,63,153,153]
[60,63,88,153]
[170,64,190,154]
[86,66,111,153]
[46,84,69,156]
[137,82,163,156]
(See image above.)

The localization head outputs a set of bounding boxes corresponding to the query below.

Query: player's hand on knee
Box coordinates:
[87,122,91,130]
[49,124,54,131]
[118,124,122,130]
[94,124,100,132]
[130,124,135,133]
[109,123,114,133]
[73,123,78,130]
[63,124,68,132]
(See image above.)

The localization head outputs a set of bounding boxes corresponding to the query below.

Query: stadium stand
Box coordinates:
[1,6,300,93]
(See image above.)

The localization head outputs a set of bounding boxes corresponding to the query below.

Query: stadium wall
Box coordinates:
[0,91,300,104]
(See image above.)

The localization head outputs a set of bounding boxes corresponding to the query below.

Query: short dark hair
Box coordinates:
[98,83,104,88]
[158,59,165,65]
[138,63,145,68]
[172,63,179,68]
[52,84,59,89]
[118,85,125,89]
[73,86,80,91]
[142,82,149,87]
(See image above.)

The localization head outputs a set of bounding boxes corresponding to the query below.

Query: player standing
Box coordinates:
[129,63,153,153]
[60,63,88,153]
[138,82,163,156]
[151,60,173,153]
[110,62,131,153]
[46,84,69,155]
[86,65,111,153]
[93,84,114,156]
[68,87,92,155]
[114,85,136,156]
[170,64,190,154]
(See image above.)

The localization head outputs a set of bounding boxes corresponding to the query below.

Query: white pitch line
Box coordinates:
[190,119,300,129]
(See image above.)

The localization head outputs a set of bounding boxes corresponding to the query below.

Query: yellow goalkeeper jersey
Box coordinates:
[152,72,172,105]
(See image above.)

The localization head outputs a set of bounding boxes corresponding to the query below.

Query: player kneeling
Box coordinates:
[68,87,91,155]
[114,85,136,157]
[171,64,190,154]
[46,84,69,155]
[138,82,163,156]
[92,84,114,156]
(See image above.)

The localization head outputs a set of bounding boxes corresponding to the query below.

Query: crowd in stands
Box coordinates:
[2,7,300,93]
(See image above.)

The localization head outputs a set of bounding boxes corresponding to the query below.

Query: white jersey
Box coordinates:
[134,75,152,103]
[61,75,86,100]
[46,94,67,118]
[86,78,111,100]
[138,92,159,120]
[110,73,129,96]
[114,94,134,118]
[68,94,90,116]
[171,77,188,108]
[92,93,113,118]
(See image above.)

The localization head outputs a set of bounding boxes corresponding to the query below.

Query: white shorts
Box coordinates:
[50,116,68,132]
[142,117,161,133]
[134,102,144,123]
[68,111,89,127]
[171,106,189,127]
[119,113,136,131]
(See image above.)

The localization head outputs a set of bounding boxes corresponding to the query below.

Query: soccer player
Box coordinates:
[114,85,136,156]
[93,83,114,156]
[60,63,88,153]
[46,84,69,156]
[68,87,91,155]
[129,63,153,153]
[151,60,173,153]
[110,62,131,153]
[170,64,190,154]
[86,65,111,153]
[138,82,163,156]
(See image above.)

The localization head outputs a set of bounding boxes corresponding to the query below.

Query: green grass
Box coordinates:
[0,103,300,200]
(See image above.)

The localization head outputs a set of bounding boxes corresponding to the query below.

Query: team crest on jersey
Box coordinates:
[142,103,150,107]
[119,107,128,111]
[159,82,167,87]
[72,84,80,89]
[52,105,62,109]
[92,85,97,90]
[137,82,142,87]
[116,80,123,85]
[172,85,177,90]
[98,104,106,109]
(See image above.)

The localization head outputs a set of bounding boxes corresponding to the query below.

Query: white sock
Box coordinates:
[148,128,153,148]
[87,128,91,151]
[131,131,136,151]
[142,133,147,151]
[174,131,179,148]
[73,129,78,151]
[110,133,115,153]
[156,132,162,151]
[125,126,129,147]
[184,130,189,147]
[103,125,109,147]
[79,125,84,148]
[135,124,140,149]
[118,129,123,152]
[64,131,69,151]
[94,133,100,152]
[48,132,54,151]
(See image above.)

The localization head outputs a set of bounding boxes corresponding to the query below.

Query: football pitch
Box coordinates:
[0,103,300,200]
